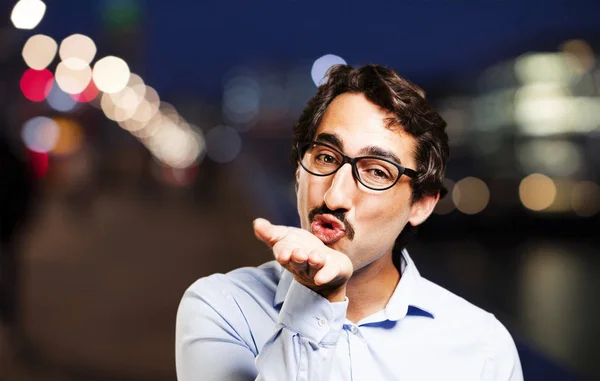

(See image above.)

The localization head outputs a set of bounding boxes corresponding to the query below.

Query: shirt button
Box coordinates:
[350,325,358,334]
[318,318,328,327]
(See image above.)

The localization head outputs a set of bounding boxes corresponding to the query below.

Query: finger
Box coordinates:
[253,218,288,248]
[289,248,309,274]
[307,250,325,278]
[307,250,325,267]
[273,242,293,265]
[314,262,339,286]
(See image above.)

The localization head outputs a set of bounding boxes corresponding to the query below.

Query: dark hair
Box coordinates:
[292,64,449,202]
[291,64,450,251]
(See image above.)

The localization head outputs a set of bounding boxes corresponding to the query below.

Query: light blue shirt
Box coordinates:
[175,250,523,381]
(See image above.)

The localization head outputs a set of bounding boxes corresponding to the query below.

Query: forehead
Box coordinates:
[314,93,416,166]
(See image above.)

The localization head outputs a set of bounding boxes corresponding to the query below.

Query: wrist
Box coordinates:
[314,284,346,303]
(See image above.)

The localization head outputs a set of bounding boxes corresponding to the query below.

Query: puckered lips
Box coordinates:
[311,214,346,244]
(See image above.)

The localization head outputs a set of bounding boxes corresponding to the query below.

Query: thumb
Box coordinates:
[253,218,287,248]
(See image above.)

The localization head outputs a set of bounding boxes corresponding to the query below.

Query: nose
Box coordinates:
[323,163,355,212]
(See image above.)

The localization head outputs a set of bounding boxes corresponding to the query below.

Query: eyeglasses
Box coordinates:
[297,141,418,191]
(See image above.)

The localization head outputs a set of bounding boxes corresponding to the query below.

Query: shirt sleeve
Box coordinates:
[175,281,259,381]
[256,279,348,381]
[175,277,348,381]
[483,316,524,381]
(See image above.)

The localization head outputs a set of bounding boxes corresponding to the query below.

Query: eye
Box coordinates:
[316,153,338,164]
[367,168,391,179]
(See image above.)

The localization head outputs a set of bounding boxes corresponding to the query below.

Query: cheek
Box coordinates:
[296,173,327,228]
[357,191,410,238]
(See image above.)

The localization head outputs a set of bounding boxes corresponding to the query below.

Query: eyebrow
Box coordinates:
[315,133,343,150]
[359,146,402,165]
[314,132,403,165]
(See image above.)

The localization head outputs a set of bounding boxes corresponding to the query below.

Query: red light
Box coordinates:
[20,69,54,102]
[27,149,49,178]
[70,79,99,103]
[161,164,199,186]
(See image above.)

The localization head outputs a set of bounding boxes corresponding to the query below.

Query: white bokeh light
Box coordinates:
[311,54,346,87]
[100,92,135,122]
[109,73,145,110]
[59,34,96,64]
[11,0,46,30]
[145,120,203,168]
[21,116,59,153]
[22,34,57,70]
[55,58,92,94]
[92,56,131,94]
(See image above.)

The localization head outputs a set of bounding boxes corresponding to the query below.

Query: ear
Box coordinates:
[295,165,300,193]
[408,192,440,227]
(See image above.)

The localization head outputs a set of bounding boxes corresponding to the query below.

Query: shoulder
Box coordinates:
[416,277,521,372]
[417,277,492,323]
[417,277,517,349]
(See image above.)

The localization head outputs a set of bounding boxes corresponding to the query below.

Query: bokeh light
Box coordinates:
[205,125,242,163]
[47,83,78,112]
[159,102,181,124]
[130,86,160,123]
[118,117,146,133]
[59,34,97,64]
[70,80,99,103]
[51,118,84,156]
[111,86,142,112]
[129,99,157,124]
[55,58,93,94]
[101,92,135,122]
[222,71,261,127]
[571,181,600,217]
[517,140,583,177]
[110,73,145,110]
[11,0,46,30]
[311,54,346,87]
[131,112,163,139]
[20,68,53,102]
[22,34,57,70]
[161,165,199,187]
[21,116,59,153]
[92,56,131,94]
[519,173,557,212]
[514,53,574,85]
[514,83,571,136]
[452,177,490,215]
[561,40,595,74]
[146,120,204,168]
[27,150,49,178]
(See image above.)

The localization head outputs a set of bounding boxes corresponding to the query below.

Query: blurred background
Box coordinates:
[1,0,599,380]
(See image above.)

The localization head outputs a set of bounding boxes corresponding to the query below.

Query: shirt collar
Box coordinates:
[383,249,435,320]
[273,249,435,320]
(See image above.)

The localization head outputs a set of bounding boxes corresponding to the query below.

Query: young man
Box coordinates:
[175,64,523,380]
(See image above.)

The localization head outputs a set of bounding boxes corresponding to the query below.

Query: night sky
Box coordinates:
[23,0,600,96]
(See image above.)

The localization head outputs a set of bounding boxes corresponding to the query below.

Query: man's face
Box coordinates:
[296,93,425,272]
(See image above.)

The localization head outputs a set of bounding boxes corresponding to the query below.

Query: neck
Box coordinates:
[345,252,400,323]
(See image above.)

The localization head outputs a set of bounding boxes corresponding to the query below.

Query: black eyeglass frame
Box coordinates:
[296,141,418,191]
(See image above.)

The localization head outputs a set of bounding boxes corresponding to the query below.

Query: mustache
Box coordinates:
[308,205,355,241]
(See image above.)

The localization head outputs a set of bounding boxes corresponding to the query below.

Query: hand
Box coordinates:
[253,218,353,302]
